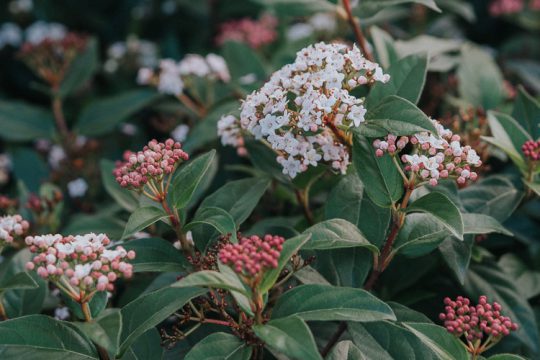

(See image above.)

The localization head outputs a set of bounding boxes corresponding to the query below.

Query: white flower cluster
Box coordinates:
[105,35,159,73]
[0,215,29,245]
[218,115,246,156]
[137,53,230,96]
[238,42,390,178]
[0,21,67,50]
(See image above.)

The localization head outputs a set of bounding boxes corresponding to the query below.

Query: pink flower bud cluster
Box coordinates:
[25,233,135,293]
[373,119,482,186]
[489,0,524,16]
[215,14,278,49]
[219,234,284,276]
[0,214,29,246]
[239,42,390,178]
[439,296,518,341]
[522,139,540,161]
[113,138,189,189]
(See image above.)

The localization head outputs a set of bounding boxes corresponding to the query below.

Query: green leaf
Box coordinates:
[185,207,237,242]
[359,96,438,137]
[184,332,251,360]
[118,286,206,357]
[271,284,395,322]
[354,0,440,17]
[197,177,270,226]
[438,236,473,284]
[525,181,540,197]
[353,135,403,208]
[252,0,335,17]
[123,237,188,272]
[370,26,398,69]
[64,291,108,321]
[171,150,217,210]
[76,89,160,136]
[488,354,528,360]
[253,316,322,360]
[302,219,378,253]
[172,269,249,296]
[11,148,49,193]
[437,0,476,22]
[463,213,512,236]
[464,261,540,353]
[512,86,540,139]
[0,101,55,141]
[59,38,99,98]
[402,323,469,360]
[76,309,122,357]
[0,315,98,359]
[0,272,38,292]
[259,234,311,294]
[367,54,428,106]
[122,206,169,239]
[498,254,540,300]
[405,192,464,240]
[100,159,139,212]
[326,341,367,360]
[484,111,531,171]
[222,41,267,83]
[121,328,163,360]
[457,44,505,110]
[394,213,448,257]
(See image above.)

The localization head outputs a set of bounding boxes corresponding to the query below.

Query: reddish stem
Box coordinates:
[342,0,374,62]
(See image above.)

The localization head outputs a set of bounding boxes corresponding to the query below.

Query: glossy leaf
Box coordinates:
[463,213,512,236]
[185,207,237,242]
[122,206,169,239]
[271,284,395,322]
[123,237,188,272]
[402,323,469,360]
[0,272,38,292]
[172,269,249,296]
[512,86,540,139]
[302,219,378,253]
[253,316,322,360]
[76,309,122,357]
[184,332,251,360]
[0,101,55,141]
[405,192,464,240]
[327,340,367,360]
[121,328,163,360]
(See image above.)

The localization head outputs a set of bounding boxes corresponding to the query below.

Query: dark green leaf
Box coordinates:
[121,328,163,360]
[253,316,322,360]
[222,41,266,83]
[394,213,448,257]
[438,236,473,284]
[463,213,512,236]
[402,322,469,360]
[76,309,122,357]
[0,101,55,141]
[123,237,188,272]
[272,284,395,322]
[76,89,160,136]
[498,254,540,300]
[171,150,217,210]
[59,38,99,98]
[172,269,249,296]
[122,206,169,239]
[185,207,237,242]
[326,340,367,360]
[0,315,98,359]
[0,272,38,292]
[406,192,464,240]
[252,0,335,17]
[184,332,251,360]
[512,86,540,139]
[64,291,108,321]
[302,219,378,253]
[354,0,440,17]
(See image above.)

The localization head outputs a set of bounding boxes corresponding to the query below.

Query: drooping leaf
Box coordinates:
[123,237,188,272]
[118,286,206,357]
[367,54,428,106]
[302,219,378,253]
[171,150,217,210]
[253,316,322,360]
[0,101,55,141]
[405,192,464,240]
[271,284,395,322]
[184,332,251,360]
[76,89,160,136]
[0,315,98,359]
[122,206,169,239]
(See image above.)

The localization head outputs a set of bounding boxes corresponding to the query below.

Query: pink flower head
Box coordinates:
[373,119,482,186]
[218,234,285,277]
[25,233,135,296]
[522,139,540,162]
[489,0,524,16]
[113,138,189,189]
[216,14,278,49]
[0,214,30,246]
[439,295,518,344]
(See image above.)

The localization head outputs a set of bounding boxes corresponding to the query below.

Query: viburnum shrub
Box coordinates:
[0,0,539,359]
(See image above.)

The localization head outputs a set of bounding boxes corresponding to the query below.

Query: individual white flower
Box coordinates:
[74,264,92,279]
[67,178,88,198]
[171,124,190,142]
[54,306,70,320]
[278,156,302,178]
[467,149,481,165]
[48,145,66,169]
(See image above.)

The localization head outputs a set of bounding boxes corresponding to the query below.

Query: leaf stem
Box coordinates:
[81,301,92,322]
[295,189,314,225]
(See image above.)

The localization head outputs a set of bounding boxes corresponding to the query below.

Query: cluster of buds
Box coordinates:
[237,42,390,178]
[219,234,284,277]
[25,233,135,296]
[18,29,87,87]
[137,53,230,96]
[217,115,247,156]
[113,139,189,193]
[522,139,540,162]
[215,14,278,49]
[373,119,482,186]
[0,215,29,246]
[440,296,518,355]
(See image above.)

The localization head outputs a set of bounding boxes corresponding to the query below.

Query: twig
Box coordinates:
[342,0,374,62]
